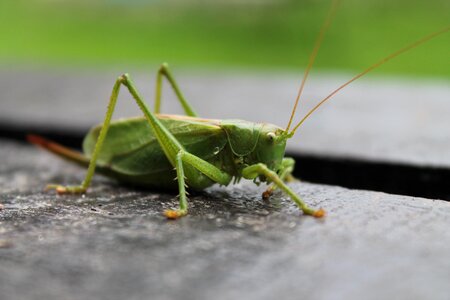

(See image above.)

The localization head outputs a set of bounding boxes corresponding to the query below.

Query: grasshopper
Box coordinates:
[28,2,449,219]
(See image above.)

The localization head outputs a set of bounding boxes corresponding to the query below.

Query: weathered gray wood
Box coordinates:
[1,69,449,167]
[1,140,450,300]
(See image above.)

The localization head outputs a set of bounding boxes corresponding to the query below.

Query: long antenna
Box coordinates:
[285,0,341,132]
[289,25,450,136]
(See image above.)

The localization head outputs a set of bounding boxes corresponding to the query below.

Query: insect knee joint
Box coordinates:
[119,73,131,83]
[177,150,185,159]
[159,63,169,73]
[256,163,268,171]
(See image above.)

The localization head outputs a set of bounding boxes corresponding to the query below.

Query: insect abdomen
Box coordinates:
[82,116,230,190]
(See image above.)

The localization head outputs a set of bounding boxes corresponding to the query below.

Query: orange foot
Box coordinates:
[164,209,187,219]
[313,208,326,218]
[262,189,273,200]
[45,184,86,195]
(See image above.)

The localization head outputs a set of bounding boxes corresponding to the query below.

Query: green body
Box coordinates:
[40,64,323,218]
[34,7,446,219]
[83,115,287,191]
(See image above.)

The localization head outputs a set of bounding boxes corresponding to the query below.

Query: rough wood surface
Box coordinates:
[1,140,449,300]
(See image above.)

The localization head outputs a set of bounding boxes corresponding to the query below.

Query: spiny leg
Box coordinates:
[47,72,186,194]
[262,157,296,200]
[154,63,198,117]
[164,152,189,219]
[48,72,230,219]
[165,150,232,219]
[120,74,231,218]
[242,163,324,218]
[179,151,232,185]
[46,76,124,194]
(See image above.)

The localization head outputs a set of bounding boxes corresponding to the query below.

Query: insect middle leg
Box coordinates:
[242,163,324,218]
[154,63,197,117]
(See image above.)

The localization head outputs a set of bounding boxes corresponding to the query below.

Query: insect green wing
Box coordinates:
[82,117,227,176]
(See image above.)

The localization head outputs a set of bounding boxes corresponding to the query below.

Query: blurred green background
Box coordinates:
[0,0,448,77]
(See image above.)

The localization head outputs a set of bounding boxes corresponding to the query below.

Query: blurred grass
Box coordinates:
[0,0,448,77]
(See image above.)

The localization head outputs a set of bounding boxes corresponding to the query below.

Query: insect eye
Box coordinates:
[267,132,276,142]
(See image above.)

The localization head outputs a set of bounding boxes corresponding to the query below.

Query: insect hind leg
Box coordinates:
[164,152,189,219]
[165,150,233,219]
[46,73,178,195]
[45,75,126,194]
[154,63,198,117]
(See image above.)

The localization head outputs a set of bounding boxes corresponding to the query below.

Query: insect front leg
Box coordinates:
[242,163,324,218]
[262,157,296,199]
[154,63,198,116]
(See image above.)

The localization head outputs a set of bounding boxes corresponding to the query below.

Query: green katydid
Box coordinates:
[28,1,449,219]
